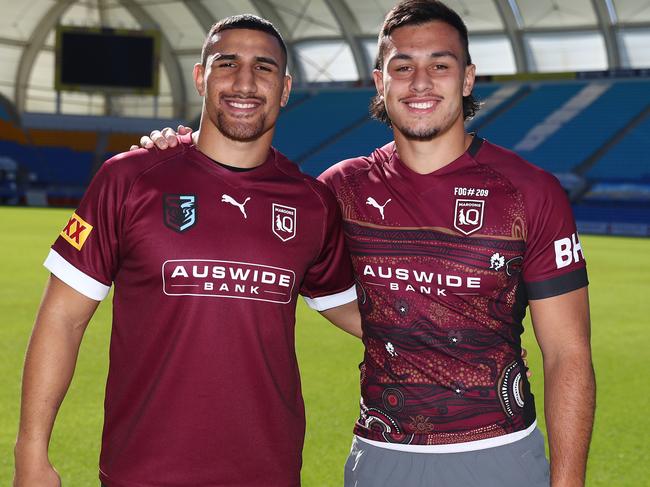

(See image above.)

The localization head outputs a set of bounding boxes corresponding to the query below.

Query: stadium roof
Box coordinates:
[0,0,649,119]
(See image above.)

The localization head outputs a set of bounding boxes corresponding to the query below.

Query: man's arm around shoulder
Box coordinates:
[530,286,595,487]
[14,276,99,487]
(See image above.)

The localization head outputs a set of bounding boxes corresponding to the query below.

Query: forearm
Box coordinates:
[14,277,98,471]
[15,317,86,451]
[319,300,362,338]
[544,349,596,487]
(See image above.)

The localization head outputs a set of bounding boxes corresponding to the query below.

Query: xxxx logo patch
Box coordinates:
[60,212,93,250]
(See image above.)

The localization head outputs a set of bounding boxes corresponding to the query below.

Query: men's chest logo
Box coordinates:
[454,199,485,235]
[272,204,297,242]
[164,194,197,233]
[221,194,251,219]
[366,197,392,220]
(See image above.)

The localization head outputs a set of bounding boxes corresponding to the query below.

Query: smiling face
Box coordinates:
[194,28,291,143]
[373,20,475,142]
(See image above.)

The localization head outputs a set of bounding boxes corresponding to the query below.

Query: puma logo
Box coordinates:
[366,197,392,220]
[221,194,251,219]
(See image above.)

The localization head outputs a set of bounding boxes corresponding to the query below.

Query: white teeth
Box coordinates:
[408,101,435,109]
[230,102,257,109]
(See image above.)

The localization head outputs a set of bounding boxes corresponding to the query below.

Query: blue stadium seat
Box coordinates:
[586,113,650,181]
[273,89,376,161]
[478,82,587,150]
[473,84,501,101]
[300,119,392,177]
[573,202,650,224]
[37,147,93,185]
[0,140,93,186]
[514,81,650,173]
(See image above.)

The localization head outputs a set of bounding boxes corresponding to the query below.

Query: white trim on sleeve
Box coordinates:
[302,284,357,311]
[44,249,111,301]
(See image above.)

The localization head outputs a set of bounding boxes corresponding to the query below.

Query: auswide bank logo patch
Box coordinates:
[60,212,93,250]
[453,199,485,235]
[162,259,295,304]
[163,194,197,232]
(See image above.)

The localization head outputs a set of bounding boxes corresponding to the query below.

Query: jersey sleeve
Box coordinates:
[522,171,588,300]
[44,156,131,301]
[300,185,357,311]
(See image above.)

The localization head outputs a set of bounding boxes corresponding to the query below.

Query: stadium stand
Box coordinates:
[511,80,650,174]
[273,88,376,161]
[299,118,392,176]
[477,82,588,151]
[586,111,650,181]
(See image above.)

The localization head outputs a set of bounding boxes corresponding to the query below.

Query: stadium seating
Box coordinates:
[273,88,376,161]
[586,113,650,181]
[299,119,392,176]
[478,82,587,151]
[510,81,650,173]
[574,201,650,236]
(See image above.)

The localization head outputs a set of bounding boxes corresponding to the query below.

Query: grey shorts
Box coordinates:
[344,428,550,487]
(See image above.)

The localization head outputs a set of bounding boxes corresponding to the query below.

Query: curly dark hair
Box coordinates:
[370,0,480,124]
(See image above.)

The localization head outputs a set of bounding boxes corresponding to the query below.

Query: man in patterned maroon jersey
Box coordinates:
[135,2,594,486]
[318,1,595,486]
[14,15,360,487]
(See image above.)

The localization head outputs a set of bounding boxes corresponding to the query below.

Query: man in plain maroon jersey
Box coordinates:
[14,15,360,487]
[134,2,595,486]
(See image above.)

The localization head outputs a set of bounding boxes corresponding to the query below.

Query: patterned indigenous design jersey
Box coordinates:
[45,137,356,487]
[320,136,588,450]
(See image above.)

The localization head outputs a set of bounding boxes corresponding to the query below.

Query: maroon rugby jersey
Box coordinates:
[45,137,356,486]
[320,136,587,449]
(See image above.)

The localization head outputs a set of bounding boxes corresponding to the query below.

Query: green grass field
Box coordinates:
[1,206,648,485]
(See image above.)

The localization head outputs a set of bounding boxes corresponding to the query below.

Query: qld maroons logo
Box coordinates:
[164,194,197,232]
[453,199,484,235]
[272,204,296,242]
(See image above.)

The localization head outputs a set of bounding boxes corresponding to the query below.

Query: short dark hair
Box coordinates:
[370,0,480,123]
[201,14,288,69]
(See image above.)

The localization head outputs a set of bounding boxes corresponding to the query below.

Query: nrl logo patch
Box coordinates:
[454,199,484,235]
[164,194,197,233]
[272,203,296,242]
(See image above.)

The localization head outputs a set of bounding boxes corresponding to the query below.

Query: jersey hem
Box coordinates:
[99,470,154,487]
[44,249,111,301]
[356,420,537,453]
[302,284,357,311]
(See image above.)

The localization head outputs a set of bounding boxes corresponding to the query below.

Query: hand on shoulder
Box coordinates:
[129,125,193,151]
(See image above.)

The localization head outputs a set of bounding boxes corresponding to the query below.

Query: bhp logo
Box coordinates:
[554,233,584,269]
